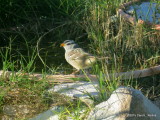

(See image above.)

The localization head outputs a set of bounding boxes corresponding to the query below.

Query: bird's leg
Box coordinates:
[82,69,91,75]
[71,69,91,75]
[71,69,80,75]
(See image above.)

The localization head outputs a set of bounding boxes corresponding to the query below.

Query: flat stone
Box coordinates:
[48,81,99,104]
[30,106,63,120]
[31,81,99,120]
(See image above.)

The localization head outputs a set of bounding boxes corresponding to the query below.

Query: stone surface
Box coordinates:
[2,104,33,120]
[2,115,15,120]
[30,106,63,120]
[87,86,160,120]
[32,83,160,120]
[48,81,99,105]
[3,104,31,116]
[30,106,87,120]
[30,81,99,120]
[3,105,17,116]
[153,97,160,109]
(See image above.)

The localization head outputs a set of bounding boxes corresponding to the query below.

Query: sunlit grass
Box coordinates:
[0,0,160,119]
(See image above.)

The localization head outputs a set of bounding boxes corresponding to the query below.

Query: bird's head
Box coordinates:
[60,40,79,51]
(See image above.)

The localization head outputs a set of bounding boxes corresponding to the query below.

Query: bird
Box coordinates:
[60,40,97,74]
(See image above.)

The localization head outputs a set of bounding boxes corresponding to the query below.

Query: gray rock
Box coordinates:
[30,106,63,120]
[3,104,33,120]
[3,104,31,116]
[31,81,100,120]
[152,97,160,109]
[48,81,100,105]
[3,105,17,116]
[87,86,160,120]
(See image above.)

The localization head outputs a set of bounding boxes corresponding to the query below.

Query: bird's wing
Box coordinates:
[67,48,93,60]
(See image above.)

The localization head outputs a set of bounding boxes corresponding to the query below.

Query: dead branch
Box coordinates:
[0,65,160,83]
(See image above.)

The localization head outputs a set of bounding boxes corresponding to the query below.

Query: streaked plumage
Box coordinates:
[60,40,96,73]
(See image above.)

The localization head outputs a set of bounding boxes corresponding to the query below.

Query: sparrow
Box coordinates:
[60,40,96,74]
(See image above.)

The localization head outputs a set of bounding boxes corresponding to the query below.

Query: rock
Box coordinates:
[153,97,160,109]
[2,104,32,120]
[3,105,30,116]
[31,81,99,120]
[3,105,17,116]
[30,104,87,120]
[48,81,99,105]
[87,86,160,120]
[30,106,63,120]
[2,115,15,120]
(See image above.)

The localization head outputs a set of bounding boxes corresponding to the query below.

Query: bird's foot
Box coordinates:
[71,70,80,75]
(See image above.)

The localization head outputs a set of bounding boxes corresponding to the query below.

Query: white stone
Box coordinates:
[30,106,63,120]
[31,81,99,120]
[87,86,160,120]
[48,81,99,104]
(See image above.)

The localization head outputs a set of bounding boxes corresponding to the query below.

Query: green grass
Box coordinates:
[0,0,160,119]
[59,99,90,120]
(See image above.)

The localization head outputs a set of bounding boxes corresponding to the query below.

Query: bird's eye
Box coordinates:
[67,43,72,45]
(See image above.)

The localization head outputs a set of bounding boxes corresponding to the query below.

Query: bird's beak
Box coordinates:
[60,43,65,47]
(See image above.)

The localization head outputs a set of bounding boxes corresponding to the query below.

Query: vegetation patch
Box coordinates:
[0,0,160,119]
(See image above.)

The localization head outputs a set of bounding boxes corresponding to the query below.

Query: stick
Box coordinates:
[0,65,160,83]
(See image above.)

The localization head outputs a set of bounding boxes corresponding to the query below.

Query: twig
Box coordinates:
[36,24,67,70]
[0,65,160,83]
